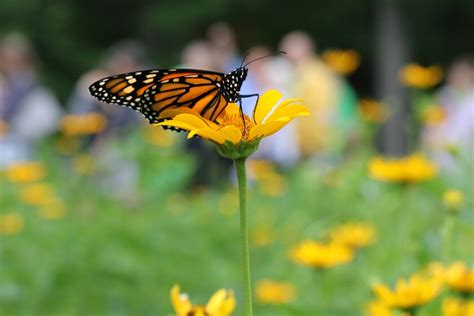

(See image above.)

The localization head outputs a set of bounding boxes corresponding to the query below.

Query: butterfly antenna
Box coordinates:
[243,51,286,68]
[240,53,250,68]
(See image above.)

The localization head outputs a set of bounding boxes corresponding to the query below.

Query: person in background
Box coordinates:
[244,46,301,168]
[65,40,148,201]
[279,31,358,160]
[206,22,241,73]
[423,55,474,171]
[179,39,235,189]
[67,40,146,140]
[0,32,62,167]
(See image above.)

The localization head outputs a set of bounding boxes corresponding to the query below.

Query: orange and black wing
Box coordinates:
[89,69,229,124]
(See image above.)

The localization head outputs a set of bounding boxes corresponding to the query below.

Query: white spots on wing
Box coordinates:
[146,73,157,78]
[143,78,154,84]
[128,78,137,84]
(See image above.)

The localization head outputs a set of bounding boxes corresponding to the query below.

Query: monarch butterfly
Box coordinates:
[88,53,281,125]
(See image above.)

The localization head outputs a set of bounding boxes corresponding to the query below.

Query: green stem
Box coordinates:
[234,157,253,316]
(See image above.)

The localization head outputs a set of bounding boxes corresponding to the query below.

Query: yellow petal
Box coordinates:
[158,120,195,132]
[218,125,242,144]
[206,289,227,313]
[266,104,310,123]
[253,90,283,124]
[248,118,290,140]
[170,285,192,315]
[220,290,236,315]
[172,114,214,129]
[193,128,226,144]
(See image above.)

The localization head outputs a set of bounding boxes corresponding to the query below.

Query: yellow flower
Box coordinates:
[358,99,390,123]
[20,183,57,206]
[442,297,474,316]
[4,161,46,183]
[290,239,354,269]
[445,262,474,294]
[423,105,446,126]
[60,112,107,136]
[256,279,295,304]
[399,64,444,89]
[368,154,438,183]
[170,284,235,316]
[329,222,376,249]
[443,189,464,209]
[0,212,24,235]
[365,300,393,316]
[159,90,309,159]
[322,49,361,75]
[372,275,442,310]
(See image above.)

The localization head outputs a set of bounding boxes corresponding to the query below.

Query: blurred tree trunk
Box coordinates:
[374,0,411,156]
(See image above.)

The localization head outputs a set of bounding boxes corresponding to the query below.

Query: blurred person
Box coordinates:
[279,31,358,159]
[244,46,301,168]
[179,39,234,189]
[66,40,148,201]
[206,21,241,73]
[423,55,474,171]
[0,32,62,167]
[67,39,146,139]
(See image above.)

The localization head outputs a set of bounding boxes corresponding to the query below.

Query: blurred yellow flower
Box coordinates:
[365,300,393,316]
[259,173,287,197]
[358,99,390,123]
[322,49,361,75]
[445,262,474,294]
[38,200,66,220]
[73,154,97,175]
[4,161,46,183]
[256,279,295,304]
[443,189,464,209]
[424,262,446,282]
[251,226,274,247]
[443,297,474,316]
[170,284,235,316]
[159,90,309,159]
[20,183,57,206]
[290,239,354,269]
[423,105,446,126]
[400,64,444,89]
[329,222,376,249]
[60,112,107,136]
[248,160,287,196]
[372,275,442,310]
[369,154,438,183]
[143,125,176,147]
[0,119,8,137]
[0,212,24,235]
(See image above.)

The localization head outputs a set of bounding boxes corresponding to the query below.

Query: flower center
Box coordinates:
[219,112,254,139]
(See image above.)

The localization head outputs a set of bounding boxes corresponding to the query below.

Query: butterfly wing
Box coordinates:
[88,69,229,124]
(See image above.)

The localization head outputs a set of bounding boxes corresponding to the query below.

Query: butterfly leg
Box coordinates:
[239,94,260,125]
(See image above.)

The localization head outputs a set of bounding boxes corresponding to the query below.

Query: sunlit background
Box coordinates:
[0,0,473,315]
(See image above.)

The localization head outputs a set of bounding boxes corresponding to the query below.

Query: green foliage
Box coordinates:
[0,129,471,315]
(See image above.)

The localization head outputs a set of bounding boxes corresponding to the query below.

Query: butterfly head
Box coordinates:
[222,67,248,102]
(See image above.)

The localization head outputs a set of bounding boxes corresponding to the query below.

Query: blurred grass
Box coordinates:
[0,129,472,316]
